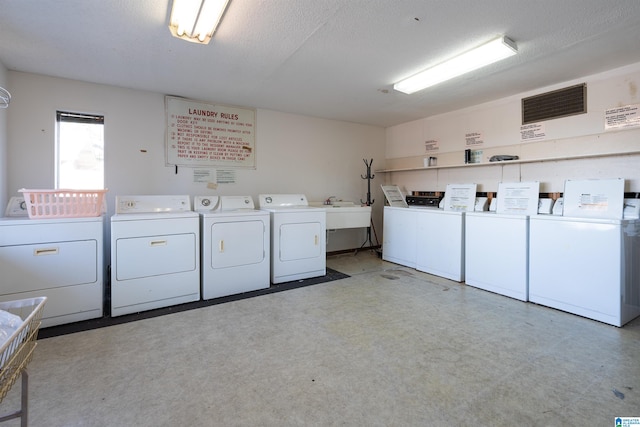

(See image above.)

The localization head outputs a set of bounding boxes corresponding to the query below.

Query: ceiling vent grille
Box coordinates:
[522,83,586,124]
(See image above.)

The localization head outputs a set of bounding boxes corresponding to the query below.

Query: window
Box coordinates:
[56,111,104,189]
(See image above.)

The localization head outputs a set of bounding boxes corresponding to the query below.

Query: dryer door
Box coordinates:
[279,221,323,261]
[210,220,265,268]
[0,240,98,293]
[115,233,197,280]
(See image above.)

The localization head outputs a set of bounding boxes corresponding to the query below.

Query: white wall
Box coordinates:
[384,62,640,195]
[6,71,386,253]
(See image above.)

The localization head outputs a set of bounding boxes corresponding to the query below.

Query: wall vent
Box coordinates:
[522,83,586,124]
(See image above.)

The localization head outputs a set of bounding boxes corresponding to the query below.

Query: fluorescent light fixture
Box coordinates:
[169,0,230,44]
[393,35,517,94]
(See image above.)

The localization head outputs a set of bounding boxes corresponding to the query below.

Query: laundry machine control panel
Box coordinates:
[195,196,255,212]
[5,196,28,217]
[257,194,309,207]
[116,195,191,213]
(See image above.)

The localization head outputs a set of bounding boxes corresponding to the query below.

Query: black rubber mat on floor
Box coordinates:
[39,268,350,339]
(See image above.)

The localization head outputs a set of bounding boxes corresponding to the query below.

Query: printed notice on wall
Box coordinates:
[217,169,236,184]
[605,104,640,130]
[520,123,546,142]
[166,96,256,168]
[424,139,439,152]
[465,132,484,146]
[194,169,214,183]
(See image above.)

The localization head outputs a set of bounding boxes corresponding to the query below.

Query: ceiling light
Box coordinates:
[393,35,517,94]
[169,0,230,44]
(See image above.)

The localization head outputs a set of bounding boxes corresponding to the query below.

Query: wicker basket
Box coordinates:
[0,297,47,403]
[19,189,107,219]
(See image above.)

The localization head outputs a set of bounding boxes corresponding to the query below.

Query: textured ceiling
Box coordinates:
[1,0,640,127]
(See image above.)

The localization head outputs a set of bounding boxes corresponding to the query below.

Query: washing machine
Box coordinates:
[110,195,200,316]
[465,182,540,301]
[0,197,104,327]
[529,215,640,326]
[529,178,640,326]
[414,183,477,282]
[415,208,466,281]
[381,185,417,268]
[382,205,418,268]
[195,195,270,299]
[257,194,326,284]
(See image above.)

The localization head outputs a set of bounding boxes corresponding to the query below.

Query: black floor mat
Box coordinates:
[39,268,350,339]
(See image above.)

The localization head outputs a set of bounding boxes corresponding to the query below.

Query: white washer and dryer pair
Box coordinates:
[195,195,270,300]
[257,194,326,284]
[110,195,200,316]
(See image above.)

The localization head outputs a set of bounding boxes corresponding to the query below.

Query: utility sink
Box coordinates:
[310,201,371,229]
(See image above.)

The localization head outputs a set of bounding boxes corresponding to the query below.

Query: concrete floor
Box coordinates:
[2,250,639,426]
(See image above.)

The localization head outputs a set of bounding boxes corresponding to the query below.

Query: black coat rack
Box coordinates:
[358,158,379,252]
[360,158,375,206]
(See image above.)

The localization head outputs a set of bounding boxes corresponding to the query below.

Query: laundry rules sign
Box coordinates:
[165,96,256,168]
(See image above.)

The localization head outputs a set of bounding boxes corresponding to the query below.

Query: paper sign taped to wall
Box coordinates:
[605,104,640,130]
[465,132,484,146]
[194,169,214,183]
[424,139,439,151]
[520,123,546,141]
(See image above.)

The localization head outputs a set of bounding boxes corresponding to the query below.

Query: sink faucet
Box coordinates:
[325,196,336,205]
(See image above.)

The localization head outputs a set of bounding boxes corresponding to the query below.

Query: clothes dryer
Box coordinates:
[110,195,200,316]
[257,194,326,284]
[0,214,104,327]
[195,195,270,299]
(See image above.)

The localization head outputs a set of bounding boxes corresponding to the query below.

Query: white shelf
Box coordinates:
[376,150,640,173]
